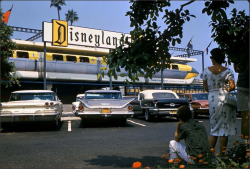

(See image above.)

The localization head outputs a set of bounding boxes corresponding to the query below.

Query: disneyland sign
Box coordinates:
[43,20,131,49]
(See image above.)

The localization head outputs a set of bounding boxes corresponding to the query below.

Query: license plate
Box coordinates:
[170,111,177,114]
[101,108,111,113]
[19,116,29,121]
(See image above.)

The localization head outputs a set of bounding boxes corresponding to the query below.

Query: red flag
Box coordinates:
[2,5,13,24]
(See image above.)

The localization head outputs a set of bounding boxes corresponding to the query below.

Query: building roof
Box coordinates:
[85,90,121,93]
[12,90,54,93]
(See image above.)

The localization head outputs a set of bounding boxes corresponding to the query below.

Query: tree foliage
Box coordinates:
[0,10,19,87]
[103,0,248,84]
[104,0,195,84]
[203,0,249,65]
[65,9,79,26]
[50,0,66,20]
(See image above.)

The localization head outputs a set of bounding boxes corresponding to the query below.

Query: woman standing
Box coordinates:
[202,48,237,156]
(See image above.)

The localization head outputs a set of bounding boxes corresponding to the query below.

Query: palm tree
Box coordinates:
[50,0,66,20]
[65,9,79,26]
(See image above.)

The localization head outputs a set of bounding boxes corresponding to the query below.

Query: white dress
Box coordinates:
[202,67,237,136]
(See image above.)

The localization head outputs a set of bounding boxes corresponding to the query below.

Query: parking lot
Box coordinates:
[0,111,242,169]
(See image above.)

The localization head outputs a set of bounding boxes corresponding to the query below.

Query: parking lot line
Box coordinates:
[62,117,81,121]
[127,120,146,127]
[68,121,71,131]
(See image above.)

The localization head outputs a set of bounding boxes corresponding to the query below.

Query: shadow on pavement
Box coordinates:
[79,119,134,128]
[132,116,179,122]
[0,121,64,133]
[84,155,162,169]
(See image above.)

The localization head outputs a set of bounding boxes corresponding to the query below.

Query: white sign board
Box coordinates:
[43,22,131,49]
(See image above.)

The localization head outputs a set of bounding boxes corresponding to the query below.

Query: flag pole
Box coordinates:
[205,40,213,55]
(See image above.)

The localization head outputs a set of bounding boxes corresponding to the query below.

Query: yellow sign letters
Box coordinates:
[52,20,68,47]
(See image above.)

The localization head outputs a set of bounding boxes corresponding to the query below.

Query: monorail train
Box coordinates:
[9,50,199,84]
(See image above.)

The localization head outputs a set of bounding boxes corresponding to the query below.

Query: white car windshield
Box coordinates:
[152,93,176,99]
[85,93,121,100]
[10,93,53,101]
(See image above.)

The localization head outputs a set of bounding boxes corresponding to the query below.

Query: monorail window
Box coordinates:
[66,55,76,62]
[79,57,89,63]
[16,51,29,58]
[53,54,63,61]
[172,65,179,70]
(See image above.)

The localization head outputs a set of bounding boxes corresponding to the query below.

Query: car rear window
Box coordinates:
[152,93,176,99]
[192,94,208,101]
[85,93,121,99]
[10,93,53,101]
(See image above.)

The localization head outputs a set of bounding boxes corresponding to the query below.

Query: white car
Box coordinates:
[1,90,63,128]
[73,90,134,126]
[72,94,85,115]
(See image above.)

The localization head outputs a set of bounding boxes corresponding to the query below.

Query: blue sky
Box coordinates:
[1,1,249,82]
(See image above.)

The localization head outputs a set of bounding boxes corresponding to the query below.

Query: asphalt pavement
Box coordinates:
[0,112,243,169]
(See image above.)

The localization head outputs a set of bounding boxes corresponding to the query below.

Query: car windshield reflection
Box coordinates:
[85,93,121,100]
[152,93,176,99]
[192,94,208,101]
[10,93,53,101]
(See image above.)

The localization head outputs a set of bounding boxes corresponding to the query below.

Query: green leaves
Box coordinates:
[208,5,249,65]
[100,0,197,84]
[0,10,20,87]
[101,0,248,85]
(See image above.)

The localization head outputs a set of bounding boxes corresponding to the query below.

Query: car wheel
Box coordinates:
[145,109,152,121]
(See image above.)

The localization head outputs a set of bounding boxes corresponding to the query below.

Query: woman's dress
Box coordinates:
[202,68,237,136]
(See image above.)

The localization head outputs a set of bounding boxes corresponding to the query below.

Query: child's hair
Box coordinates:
[177,105,192,122]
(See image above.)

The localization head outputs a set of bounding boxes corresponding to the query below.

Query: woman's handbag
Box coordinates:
[224,93,237,108]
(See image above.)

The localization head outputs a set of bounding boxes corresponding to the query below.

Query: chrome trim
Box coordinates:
[1,112,59,116]
[149,108,178,111]
[80,99,134,109]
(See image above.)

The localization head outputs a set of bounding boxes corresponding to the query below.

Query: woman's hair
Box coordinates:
[177,106,192,122]
[210,48,226,64]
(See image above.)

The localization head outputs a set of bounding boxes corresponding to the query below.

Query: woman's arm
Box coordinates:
[228,79,235,92]
[203,80,208,92]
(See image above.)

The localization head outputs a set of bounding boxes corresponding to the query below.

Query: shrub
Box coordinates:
[132,136,249,168]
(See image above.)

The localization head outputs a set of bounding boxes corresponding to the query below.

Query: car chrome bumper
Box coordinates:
[148,108,178,115]
[1,112,60,122]
[196,108,209,114]
[76,111,134,119]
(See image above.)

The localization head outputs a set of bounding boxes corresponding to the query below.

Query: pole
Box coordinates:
[161,60,163,89]
[202,51,204,74]
[43,42,46,90]
[109,49,112,89]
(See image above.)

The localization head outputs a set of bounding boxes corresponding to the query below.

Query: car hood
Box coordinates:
[79,99,134,109]
[193,100,208,104]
